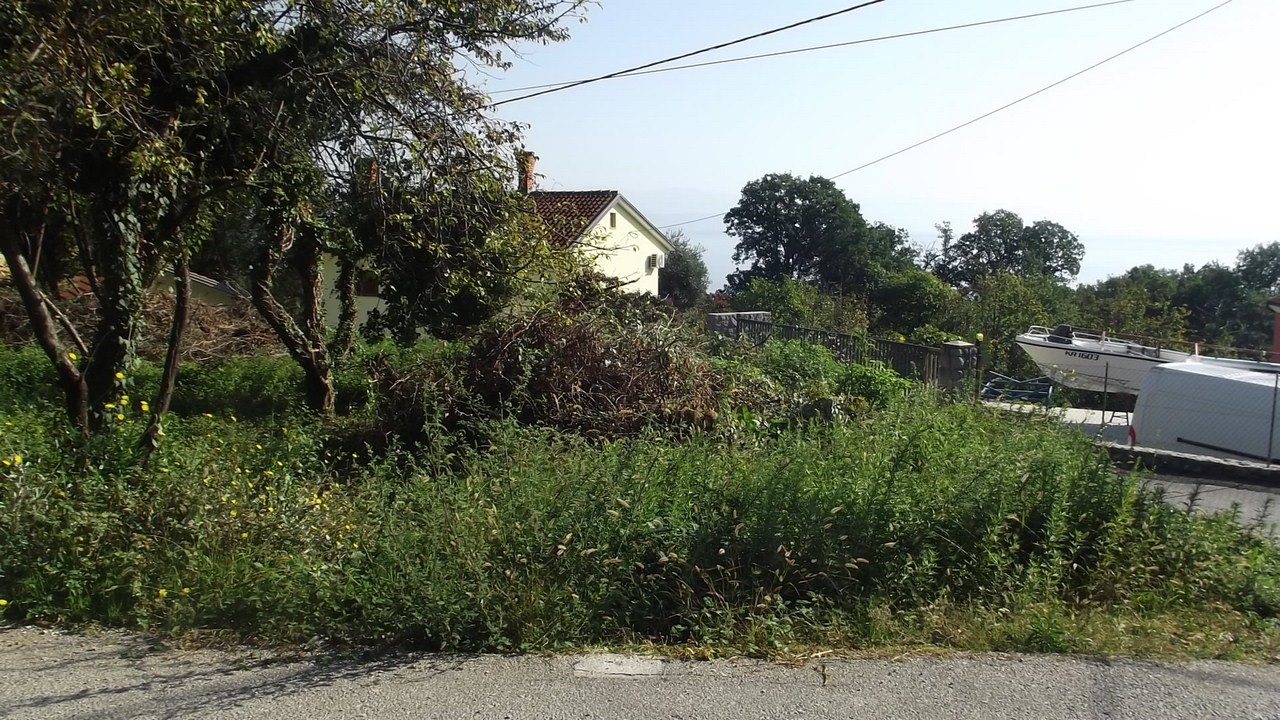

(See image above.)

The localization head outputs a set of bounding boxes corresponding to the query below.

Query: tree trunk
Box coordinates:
[329,258,358,363]
[250,219,335,415]
[140,259,191,456]
[84,209,147,427]
[0,221,89,434]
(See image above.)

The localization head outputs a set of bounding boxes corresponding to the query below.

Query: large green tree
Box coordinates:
[658,229,710,310]
[724,174,912,294]
[0,0,591,427]
[1073,265,1188,341]
[936,210,1084,287]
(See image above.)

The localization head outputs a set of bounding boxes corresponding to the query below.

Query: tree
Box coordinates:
[1235,242,1280,298]
[1074,265,1188,341]
[658,230,709,310]
[1,0,284,434]
[936,210,1084,287]
[723,174,911,294]
[1,0,592,426]
[869,268,957,335]
[730,277,867,335]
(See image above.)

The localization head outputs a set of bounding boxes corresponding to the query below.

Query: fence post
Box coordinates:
[940,340,978,394]
[705,312,772,340]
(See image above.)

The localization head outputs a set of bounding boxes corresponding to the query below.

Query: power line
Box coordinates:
[489,0,1137,96]
[660,0,1237,230]
[488,0,891,109]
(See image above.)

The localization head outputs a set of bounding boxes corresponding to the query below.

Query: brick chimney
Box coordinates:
[516,150,538,194]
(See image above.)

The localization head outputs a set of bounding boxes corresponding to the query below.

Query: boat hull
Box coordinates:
[1015,336,1165,394]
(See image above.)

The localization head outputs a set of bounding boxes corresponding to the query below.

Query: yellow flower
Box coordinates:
[267,506,274,513]
[105,403,116,410]
[240,532,248,539]
[351,543,359,550]
[202,413,214,419]
[68,352,78,361]
[255,444,262,450]
[0,598,8,607]
[229,415,237,423]
[160,468,170,474]
[157,588,168,598]
[263,470,274,477]
[12,455,21,465]
[114,372,125,380]
[120,395,129,404]
[140,401,150,413]
[230,509,238,517]
[182,588,191,595]
[116,413,124,421]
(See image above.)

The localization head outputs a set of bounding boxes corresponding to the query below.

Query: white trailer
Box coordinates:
[1133,361,1280,462]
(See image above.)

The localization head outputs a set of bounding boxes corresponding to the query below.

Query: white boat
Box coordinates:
[1014,324,1280,394]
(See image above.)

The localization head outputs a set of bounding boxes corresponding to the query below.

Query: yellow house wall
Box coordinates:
[580,203,666,296]
[319,255,382,330]
[316,201,669,330]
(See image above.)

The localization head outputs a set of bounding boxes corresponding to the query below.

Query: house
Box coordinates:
[318,152,674,328]
[518,152,673,297]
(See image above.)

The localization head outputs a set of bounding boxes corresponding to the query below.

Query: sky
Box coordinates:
[482,0,1279,290]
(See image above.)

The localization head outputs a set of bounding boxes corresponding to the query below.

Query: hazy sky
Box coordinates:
[485,0,1278,290]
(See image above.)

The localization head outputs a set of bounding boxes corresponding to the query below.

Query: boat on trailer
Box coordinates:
[1014,324,1280,394]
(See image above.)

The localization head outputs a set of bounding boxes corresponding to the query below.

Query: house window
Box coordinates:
[355,269,379,297]
[609,212,617,228]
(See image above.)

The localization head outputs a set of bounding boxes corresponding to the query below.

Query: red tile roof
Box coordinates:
[528,190,618,245]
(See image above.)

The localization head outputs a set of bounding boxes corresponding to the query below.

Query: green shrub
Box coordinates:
[170,356,304,418]
[836,361,913,409]
[0,345,58,408]
[1,397,1275,655]
[750,339,843,397]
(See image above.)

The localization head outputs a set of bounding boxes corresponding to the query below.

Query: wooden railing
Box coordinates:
[736,318,942,385]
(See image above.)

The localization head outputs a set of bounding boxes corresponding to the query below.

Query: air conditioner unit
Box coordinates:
[646,253,660,272]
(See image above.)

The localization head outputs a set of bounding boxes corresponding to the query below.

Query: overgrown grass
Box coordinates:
[1,391,1276,658]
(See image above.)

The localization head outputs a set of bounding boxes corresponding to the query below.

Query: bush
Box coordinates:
[749,339,843,397]
[1,398,1276,655]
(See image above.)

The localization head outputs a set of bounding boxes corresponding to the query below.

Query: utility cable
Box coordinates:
[488,0,890,108]
[660,0,1237,229]
[489,0,1137,96]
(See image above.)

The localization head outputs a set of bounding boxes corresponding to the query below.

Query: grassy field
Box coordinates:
[1,362,1276,658]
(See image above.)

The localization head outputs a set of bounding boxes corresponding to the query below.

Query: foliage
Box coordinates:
[0,0,592,429]
[658,230,710,310]
[960,273,1054,379]
[869,267,959,335]
[729,277,868,335]
[1074,268,1190,341]
[724,174,913,294]
[1,400,1276,657]
[936,210,1084,287]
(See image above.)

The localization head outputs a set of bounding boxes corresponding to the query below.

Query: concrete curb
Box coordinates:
[1098,441,1280,487]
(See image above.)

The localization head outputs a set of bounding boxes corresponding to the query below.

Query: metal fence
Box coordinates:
[735,318,942,385]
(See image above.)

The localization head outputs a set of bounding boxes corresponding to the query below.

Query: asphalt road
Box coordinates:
[3,626,1279,720]
[1145,474,1279,538]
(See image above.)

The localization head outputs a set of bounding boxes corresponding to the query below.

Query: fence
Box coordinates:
[735,318,942,385]
[981,372,1054,405]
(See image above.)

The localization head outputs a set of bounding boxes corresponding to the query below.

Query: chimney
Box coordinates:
[516,150,538,194]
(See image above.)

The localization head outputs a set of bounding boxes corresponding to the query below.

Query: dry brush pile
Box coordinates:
[0,285,282,362]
